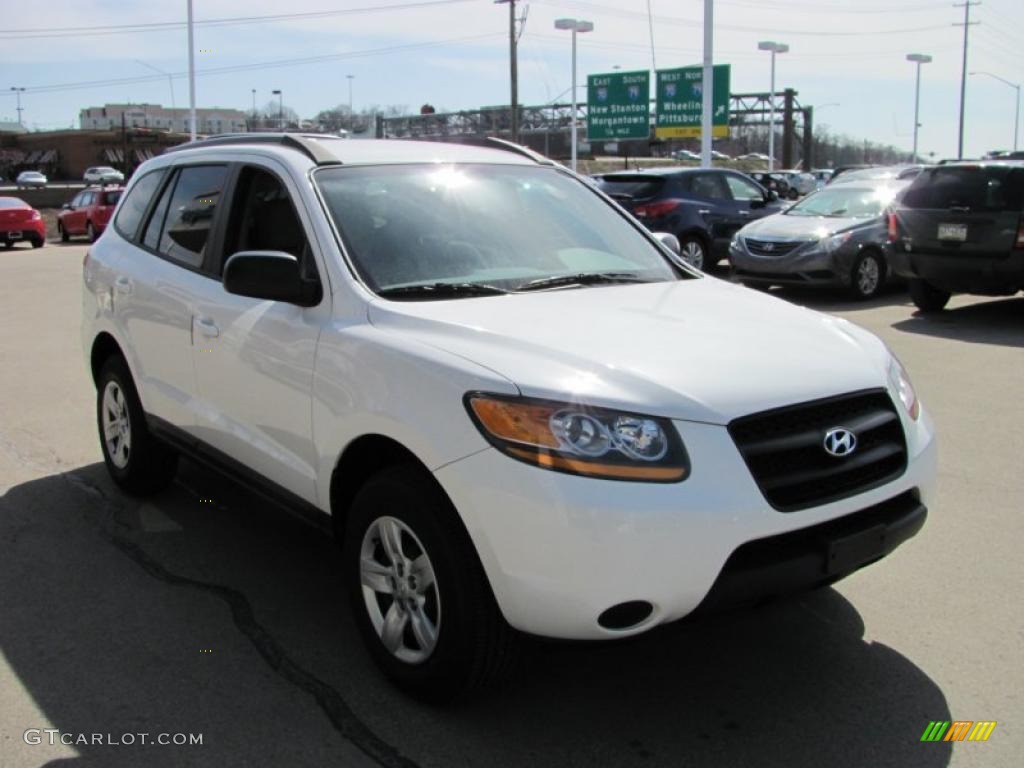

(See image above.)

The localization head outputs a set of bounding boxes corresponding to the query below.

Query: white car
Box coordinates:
[16,170,47,189]
[83,166,125,184]
[82,134,937,698]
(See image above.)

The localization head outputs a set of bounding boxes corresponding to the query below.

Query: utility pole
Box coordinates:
[186,0,197,140]
[953,1,980,159]
[9,87,25,126]
[496,0,519,143]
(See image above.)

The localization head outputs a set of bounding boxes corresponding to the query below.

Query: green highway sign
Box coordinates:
[655,64,730,139]
[587,70,651,141]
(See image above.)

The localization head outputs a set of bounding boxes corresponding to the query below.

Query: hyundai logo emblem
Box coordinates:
[762,242,775,252]
[823,427,857,457]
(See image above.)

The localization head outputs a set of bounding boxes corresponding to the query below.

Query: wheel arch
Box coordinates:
[329,434,447,543]
[90,331,126,386]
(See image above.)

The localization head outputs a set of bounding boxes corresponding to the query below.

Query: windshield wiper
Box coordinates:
[518,272,654,292]
[376,282,510,299]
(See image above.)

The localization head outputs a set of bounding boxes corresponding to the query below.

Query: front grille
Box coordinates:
[744,238,806,257]
[729,390,908,512]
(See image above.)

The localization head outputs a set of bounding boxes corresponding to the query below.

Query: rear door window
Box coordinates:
[690,173,729,201]
[114,169,166,239]
[595,175,666,201]
[902,166,1024,212]
[157,165,228,268]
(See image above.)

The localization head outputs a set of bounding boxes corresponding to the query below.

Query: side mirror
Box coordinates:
[223,251,320,306]
[653,232,681,255]
[62,203,72,210]
[768,190,779,201]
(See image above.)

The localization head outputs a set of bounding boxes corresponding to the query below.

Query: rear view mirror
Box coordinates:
[653,232,681,255]
[62,203,72,210]
[223,251,320,306]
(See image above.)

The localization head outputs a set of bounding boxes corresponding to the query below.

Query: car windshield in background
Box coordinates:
[902,165,1024,212]
[786,185,901,218]
[594,175,666,200]
[315,164,684,297]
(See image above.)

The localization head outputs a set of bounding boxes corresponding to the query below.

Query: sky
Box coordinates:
[1,0,1021,160]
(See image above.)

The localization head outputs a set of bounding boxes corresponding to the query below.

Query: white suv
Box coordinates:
[83,166,125,184]
[82,134,936,698]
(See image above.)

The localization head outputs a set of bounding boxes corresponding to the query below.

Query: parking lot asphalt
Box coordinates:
[1,241,1021,768]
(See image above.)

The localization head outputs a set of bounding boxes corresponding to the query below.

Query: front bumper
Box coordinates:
[436,407,937,640]
[728,239,858,286]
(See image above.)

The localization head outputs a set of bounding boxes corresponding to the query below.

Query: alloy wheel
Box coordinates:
[360,516,440,664]
[681,240,705,270]
[856,255,880,296]
[101,381,132,469]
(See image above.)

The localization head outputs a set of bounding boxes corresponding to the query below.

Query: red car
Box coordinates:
[0,197,46,249]
[57,185,124,242]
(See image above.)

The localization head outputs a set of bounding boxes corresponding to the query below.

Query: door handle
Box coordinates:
[114,276,132,295]
[698,209,711,215]
[195,316,220,338]
[738,210,751,216]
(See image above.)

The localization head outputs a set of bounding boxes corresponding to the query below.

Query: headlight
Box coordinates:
[821,232,853,253]
[887,354,920,420]
[465,393,689,482]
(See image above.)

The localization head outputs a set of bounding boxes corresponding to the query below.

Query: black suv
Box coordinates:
[594,168,783,270]
[888,162,1024,311]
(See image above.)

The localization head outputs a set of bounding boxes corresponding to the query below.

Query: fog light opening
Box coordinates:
[597,601,654,631]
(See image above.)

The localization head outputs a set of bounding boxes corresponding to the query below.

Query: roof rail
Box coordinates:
[457,136,556,166]
[164,133,343,165]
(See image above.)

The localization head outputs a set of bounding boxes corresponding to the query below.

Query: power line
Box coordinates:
[717,0,948,13]
[0,0,475,40]
[8,34,501,96]
[533,0,954,37]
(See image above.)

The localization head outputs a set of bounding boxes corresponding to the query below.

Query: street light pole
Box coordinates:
[700,0,713,169]
[9,87,25,126]
[966,70,1015,151]
[186,0,197,140]
[347,74,355,129]
[251,88,257,130]
[135,60,176,112]
[758,41,788,171]
[907,54,932,162]
[272,90,283,130]
[555,18,594,173]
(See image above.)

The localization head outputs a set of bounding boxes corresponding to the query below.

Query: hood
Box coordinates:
[740,212,874,240]
[367,277,890,424]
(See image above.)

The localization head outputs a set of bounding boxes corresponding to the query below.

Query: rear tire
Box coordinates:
[344,464,520,701]
[678,235,708,271]
[96,355,178,495]
[909,278,951,312]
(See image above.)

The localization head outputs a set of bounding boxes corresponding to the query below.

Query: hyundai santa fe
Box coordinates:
[82,134,937,699]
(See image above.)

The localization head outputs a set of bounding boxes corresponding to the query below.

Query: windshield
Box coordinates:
[786,184,902,218]
[316,164,684,295]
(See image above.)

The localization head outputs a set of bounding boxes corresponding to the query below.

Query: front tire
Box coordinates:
[87,221,97,243]
[849,250,885,300]
[344,465,519,700]
[96,356,178,495]
[59,222,70,243]
[909,278,951,312]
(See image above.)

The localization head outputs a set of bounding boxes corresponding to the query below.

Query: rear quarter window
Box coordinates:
[114,169,166,239]
[902,166,1024,212]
